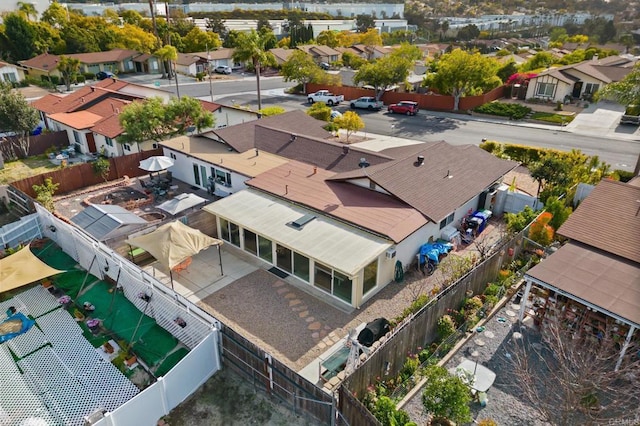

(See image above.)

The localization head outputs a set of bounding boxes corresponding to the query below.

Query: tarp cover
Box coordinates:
[126,221,222,269]
[0,246,65,293]
[156,193,207,216]
[357,318,390,347]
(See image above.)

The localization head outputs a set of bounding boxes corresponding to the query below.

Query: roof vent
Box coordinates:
[417,155,425,166]
[359,157,370,168]
[289,214,316,229]
[343,145,349,155]
[290,133,297,142]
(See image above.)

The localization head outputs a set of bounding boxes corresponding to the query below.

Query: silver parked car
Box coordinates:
[350,96,383,110]
[214,65,232,75]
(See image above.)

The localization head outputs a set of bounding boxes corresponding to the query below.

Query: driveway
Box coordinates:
[565,100,639,141]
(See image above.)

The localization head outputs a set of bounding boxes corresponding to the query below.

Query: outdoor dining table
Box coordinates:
[449,358,497,392]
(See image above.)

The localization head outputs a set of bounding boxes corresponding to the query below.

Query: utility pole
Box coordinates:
[207,44,214,103]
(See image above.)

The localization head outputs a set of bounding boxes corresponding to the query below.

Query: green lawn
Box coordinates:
[0,155,61,184]
[530,112,575,125]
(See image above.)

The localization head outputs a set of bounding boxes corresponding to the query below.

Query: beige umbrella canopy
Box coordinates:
[0,246,65,293]
[126,221,222,270]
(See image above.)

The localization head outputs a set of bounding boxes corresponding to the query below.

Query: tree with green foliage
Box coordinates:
[280,50,322,90]
[544,196,572,231]
[4,13,37,61]
[155,44,178,80]
[457,24,480,41]
[421,365,472,424]
[41,1,69,27]
[505,206,540,233]
[165,96,215,135]
[0,83,40,159]
[58,55,81,92]
[424,48,501,110]
[119,98,170,147]
[316,30,339,48]
[306,102,332,122]
[232,30,276,111]
[355,14,376,33]
[334,111,364,141]
[497,60,518,83]
[93,156,111,182]
[33,178,59,212]
[597,63,640,106]
[520,51,555,72]
[354,43,422,100]
[206,17,227,41]
[529,153,572,199]
[17,1,38,22]
[182,27,221,53]
[341,51,367,70]
[371,396,412,426]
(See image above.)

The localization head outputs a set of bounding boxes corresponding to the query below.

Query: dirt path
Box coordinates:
[161,368,322,426]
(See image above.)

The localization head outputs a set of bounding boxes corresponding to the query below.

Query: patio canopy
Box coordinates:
[126,221,222,270]
[0,246,65,293]
[156,193,207,216]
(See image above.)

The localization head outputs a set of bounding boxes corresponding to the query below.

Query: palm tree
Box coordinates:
[17,1,38,22]
[58,56,81,92]
[232,30,276,111]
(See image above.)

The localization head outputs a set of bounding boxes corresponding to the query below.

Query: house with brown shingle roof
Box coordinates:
[269,48,294,66]
[20,49,143,79]
[525,55,636,102]
[296,45,341,64]
[521,179,640,368]
[166,114,517,308]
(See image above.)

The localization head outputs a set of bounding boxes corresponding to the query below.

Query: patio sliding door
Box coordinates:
[276,244,292,273]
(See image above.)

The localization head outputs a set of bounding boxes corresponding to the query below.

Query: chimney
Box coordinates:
[417,155,425,166]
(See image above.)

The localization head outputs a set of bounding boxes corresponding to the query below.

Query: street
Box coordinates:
[131,75,640,171]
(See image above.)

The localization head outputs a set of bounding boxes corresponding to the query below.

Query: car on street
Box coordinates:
[350,97,383,111]
[387,101,419,116]
[215,65,232,75]
[330,110,342,120]
[96,71,115,80]
[320,62,331,70]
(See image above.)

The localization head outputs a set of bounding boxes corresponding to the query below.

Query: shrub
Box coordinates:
[195,72,206,81]
[484,283,501,296]
[373,396,411,426]
[400,356,420,381]
[464,296,483,313]
[258,106,285,117]
[437,315,456,340]
[418,348,432,363]
[474,101,531,119]
[421,365,472,424]
[529,211,554,246]
[479,140,502,155]
[505,205,539,233]
[83,72,96,81]
[484,295,499,309]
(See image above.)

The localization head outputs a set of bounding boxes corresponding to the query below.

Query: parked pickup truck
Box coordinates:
[620,105,640,125]
[307,90,344,106]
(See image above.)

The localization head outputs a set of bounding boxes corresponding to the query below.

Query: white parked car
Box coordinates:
[350,96,383,110]
[214,65,232,75]
[330,110,342,120]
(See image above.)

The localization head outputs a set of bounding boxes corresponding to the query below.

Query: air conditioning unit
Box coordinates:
[385,248,397,259]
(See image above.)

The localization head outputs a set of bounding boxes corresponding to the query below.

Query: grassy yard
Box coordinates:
[0,155,61,184]
[530,112,576,125]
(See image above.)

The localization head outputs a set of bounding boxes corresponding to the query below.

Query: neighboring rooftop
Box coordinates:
[210,110,331,153]
[557,179,640,264]
[160,135,290,178]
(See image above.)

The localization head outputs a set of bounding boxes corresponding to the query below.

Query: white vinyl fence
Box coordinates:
[34,205,223,424]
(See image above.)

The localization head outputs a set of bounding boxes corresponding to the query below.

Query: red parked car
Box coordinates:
[387,101,419,116]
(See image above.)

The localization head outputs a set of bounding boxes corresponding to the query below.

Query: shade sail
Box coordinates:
[139,156,174,172]
[0,246,65,293]
[126,221,222,269]
[156,193,207,216]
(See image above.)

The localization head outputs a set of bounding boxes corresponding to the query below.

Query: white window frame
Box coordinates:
[536,82,555,98]
[105,137,114,147]
[123,144,131,151]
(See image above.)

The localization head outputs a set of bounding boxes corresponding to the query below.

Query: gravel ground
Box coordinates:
[403,300,550,426]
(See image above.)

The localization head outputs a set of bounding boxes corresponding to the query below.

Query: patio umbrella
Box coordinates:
[138,156,175,172]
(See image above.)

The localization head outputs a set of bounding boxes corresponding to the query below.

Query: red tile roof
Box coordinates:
[87,98,131,138]
[31,79,135,115]
[558,179,640,264]
[329,142,518,222]
[247,160,428,242]
[48,111,104,129]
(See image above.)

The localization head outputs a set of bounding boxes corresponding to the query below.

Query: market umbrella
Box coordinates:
[138,156,174,172]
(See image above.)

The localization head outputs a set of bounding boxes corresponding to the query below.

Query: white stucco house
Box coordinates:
[0,61,25,84]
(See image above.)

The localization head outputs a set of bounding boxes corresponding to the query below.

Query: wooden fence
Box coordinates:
[338,385,381,426]
[342,233,524,398]
[220,325,343,425]
[0,131,69,160]
[10,149,163,198]
[305,83,506,111]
